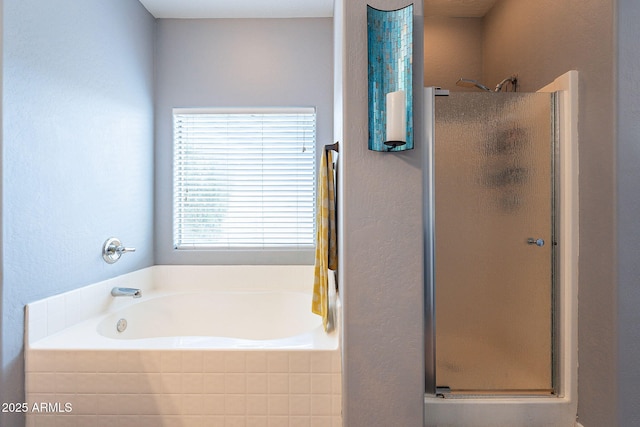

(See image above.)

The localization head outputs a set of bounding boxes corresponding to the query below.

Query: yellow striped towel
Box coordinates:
[312,150,337,331]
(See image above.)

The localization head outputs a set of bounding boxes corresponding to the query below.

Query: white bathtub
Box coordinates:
[25,265,342,426]
[27,265,338,350]
[97,291,329,345]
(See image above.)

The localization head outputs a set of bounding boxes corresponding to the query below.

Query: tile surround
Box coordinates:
[26,349,342,426]
[25,266,342,426]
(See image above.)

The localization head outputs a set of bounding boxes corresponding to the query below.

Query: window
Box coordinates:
[173,107,316,250]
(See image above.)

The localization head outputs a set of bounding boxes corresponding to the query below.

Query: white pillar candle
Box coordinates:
[386,90,407,142]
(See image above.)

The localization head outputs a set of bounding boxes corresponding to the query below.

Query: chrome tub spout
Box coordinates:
[111,287,142,298]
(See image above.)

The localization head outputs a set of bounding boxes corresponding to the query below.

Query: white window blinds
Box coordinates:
[173,108,317,249]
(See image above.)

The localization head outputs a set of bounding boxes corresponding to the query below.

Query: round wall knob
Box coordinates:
[527,238,545,247]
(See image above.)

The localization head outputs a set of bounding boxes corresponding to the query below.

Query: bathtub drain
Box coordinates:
[116,318,127,333]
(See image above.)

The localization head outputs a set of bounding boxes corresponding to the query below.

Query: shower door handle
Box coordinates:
[527,238,545,247]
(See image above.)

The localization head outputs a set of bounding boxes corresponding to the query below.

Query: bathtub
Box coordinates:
[25,265,342,426]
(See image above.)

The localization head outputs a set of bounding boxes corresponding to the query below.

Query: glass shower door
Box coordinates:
[434,92,555,394]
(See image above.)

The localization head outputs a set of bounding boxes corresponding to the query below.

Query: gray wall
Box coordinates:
[153,18,333,265]
[1,1,155,425]
[616,1,640,425]
[0,0,4,419]
[482,1,617,425]
[340,1,425,425]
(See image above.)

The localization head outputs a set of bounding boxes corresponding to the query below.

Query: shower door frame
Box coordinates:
[423,70,579,426]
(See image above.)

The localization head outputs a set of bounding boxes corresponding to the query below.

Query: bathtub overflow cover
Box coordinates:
[116,318,128,333]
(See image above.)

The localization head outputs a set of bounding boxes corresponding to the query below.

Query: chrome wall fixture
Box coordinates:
[110,287,142,298]
[102,237,136,264]
[367,3,414,152]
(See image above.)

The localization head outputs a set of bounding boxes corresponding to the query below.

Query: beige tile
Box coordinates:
[310,353,332,373]
[224,394,246,415]
[182,351,204,373]
[26,351,58,373]
[53,351,77,373]
[204,373,226,394]
[311,374,332,394]
[160,373,183,394]
[245,353,268,373]
[267,394,289,416]
[268,374,289,394]
[71,393,98,415]
[225,415,248,427]
[246,415,269,427]
[203,352,226,373]
[54,415,77,427]
[290,416,312,427]
[161,351,183,373]
[246,373,268,394]
[182,394,204,415]
[246,394,268,415]
[117,351,144,373]
[66,415,97,427]
[310,416,332,427]
[311,394,332,416]
[55,373,77,393]
[331,351,342,374]
[289,352,311,373]
[138,351,162,372]
[331,395,342,416]
[91,351,114,373]
[290,394,311,416]
[118,373,145,393]
[95,415,119,427]
[202,415,226,427]
[331,373,342,395]
[267,352,289,373]
[225,373,246,394]
[267,416,289,427]
[27,372,56,394]
[96,393,121,415]
[290,373,311,394]
[75,351,101,373]
[153,394,182,415]
[118,415,162,427]
[93,373,124,394]
[202,394,225,415]
[182,373,204,394]
[225,352,246,373]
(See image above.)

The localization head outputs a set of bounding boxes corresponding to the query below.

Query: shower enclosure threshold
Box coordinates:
[424,394,577,427]
[434,389,555,399]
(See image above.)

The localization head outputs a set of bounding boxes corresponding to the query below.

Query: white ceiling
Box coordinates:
[138,0,499,19]
[138,0,334,18]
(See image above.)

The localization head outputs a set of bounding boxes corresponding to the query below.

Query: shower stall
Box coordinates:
[423,72,579,427]
[431,91,556,394]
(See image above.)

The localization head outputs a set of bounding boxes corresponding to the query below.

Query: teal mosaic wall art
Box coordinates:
[367,4,413,152]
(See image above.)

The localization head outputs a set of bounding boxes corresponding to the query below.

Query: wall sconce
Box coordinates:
[367,4,414,152]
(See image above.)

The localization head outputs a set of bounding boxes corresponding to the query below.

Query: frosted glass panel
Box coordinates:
[434,93,554,393]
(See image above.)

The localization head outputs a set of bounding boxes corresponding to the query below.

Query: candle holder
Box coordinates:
[367,4,414,152]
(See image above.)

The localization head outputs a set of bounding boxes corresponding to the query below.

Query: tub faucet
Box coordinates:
[102,237,136,264]
[111,287,142,298]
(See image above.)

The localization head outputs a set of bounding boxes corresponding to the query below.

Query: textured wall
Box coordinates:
[424,16,484,91]
[483,1,616,425]
[616,1,640,425]
[1,0,155,425]
[153,18,333,265]
[340,1,425,425]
